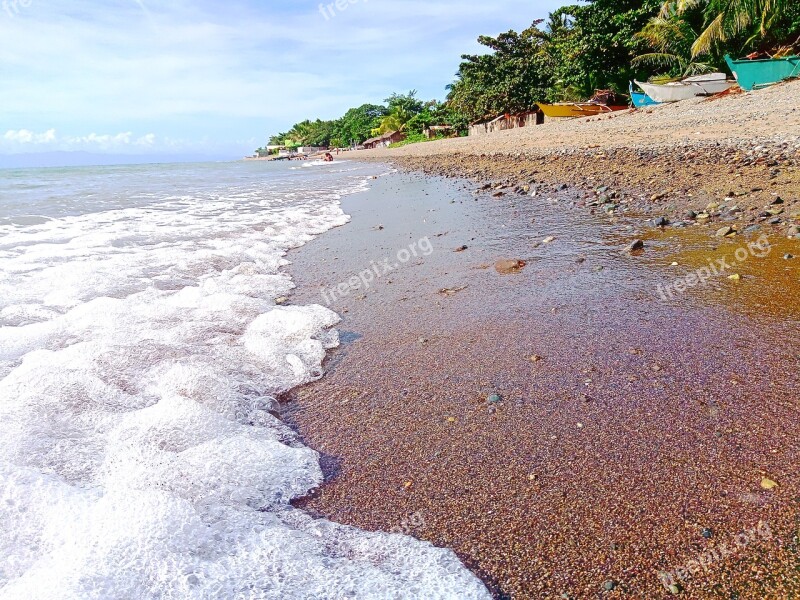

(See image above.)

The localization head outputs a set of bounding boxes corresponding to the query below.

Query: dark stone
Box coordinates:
[652,216,669,227]
[603,580,618,592]
[626,240,645,253]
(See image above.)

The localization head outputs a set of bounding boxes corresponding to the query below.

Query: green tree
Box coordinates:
[373,92,425,135]
[545,0,663,99]
[633,6,714,78]
[268,133,287,146]
[336,104,388,145]
[446,24,552,123]
[670,0,797,56]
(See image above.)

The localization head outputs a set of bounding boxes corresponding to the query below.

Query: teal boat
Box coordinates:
[725,54,800,91]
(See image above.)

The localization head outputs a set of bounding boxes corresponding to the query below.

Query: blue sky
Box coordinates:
[0,0,563,158]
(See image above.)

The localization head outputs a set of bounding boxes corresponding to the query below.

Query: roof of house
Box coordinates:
[362,131,402,145]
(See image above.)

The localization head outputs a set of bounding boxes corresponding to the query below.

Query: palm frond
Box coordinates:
[674,0,705,15]
[632,52,685,69]
[692,13,725,56]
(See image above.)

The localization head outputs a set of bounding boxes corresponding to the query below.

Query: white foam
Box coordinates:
[0,165,490,599]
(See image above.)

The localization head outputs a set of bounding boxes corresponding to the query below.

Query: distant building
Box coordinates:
[362,131,406,149]
[468,110,544,136]
[297,146,327,154]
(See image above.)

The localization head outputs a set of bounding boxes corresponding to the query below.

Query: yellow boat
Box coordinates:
[538,102,629,118]
[538,90,630,118]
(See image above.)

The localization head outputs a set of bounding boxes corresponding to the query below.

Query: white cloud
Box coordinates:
[4,129,57,144]
[1,129,162,152]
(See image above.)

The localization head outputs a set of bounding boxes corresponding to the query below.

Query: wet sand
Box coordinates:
[283,167,799,599]
[359,80,800,239]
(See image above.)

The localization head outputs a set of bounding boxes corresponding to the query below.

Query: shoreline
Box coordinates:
[282,164,799,598]
[355,80,800,241]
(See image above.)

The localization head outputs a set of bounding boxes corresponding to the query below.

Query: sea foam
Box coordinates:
[0,163,490,599]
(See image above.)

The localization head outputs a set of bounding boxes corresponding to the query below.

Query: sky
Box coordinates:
[0,0,564,160]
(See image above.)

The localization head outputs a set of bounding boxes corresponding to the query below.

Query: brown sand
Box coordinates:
[283,169,800,599]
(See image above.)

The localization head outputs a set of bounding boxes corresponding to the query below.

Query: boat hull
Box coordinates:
[539,103,628,118]
[633,78,733,103]
[629,82,660,108]
[631,92,658,108]
[725,55,800,91]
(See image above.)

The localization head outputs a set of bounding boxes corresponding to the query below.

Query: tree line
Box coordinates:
[260,0,799,152]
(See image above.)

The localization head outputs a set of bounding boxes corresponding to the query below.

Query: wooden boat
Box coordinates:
[633,73,733,103]
[725,54,800,91]
[629,82,660,108]
[538,90,629,118]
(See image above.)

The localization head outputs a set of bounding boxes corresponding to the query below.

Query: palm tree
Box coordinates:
[634,6,715,78]
[371,107,414,136]
[666,0,792,56]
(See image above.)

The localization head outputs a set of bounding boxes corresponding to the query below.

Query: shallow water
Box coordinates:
[0,161,491,599]
[284,169,800,599]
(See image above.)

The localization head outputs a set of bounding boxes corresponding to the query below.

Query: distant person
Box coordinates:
[324,153,334,162]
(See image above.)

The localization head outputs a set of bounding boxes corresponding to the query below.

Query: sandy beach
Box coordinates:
[361,80,800,241]
[280,84,800,599]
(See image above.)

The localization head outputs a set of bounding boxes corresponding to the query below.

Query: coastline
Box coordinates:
[358,80,800,240]
[282,164,799,598]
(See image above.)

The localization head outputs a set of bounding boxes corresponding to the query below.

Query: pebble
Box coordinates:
[603,580,618,591]
[701,528,713,539]
[495,259,526,274]
[762,477,779,490]
[716,226,735,237]
[784,254,795,260]
[625,239,645,253]
[652,216,669,227]
[487,394,502,404]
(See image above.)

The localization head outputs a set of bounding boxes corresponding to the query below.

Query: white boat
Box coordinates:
[633,73,734,103]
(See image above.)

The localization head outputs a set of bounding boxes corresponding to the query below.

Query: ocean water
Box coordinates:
[0,161,490,600]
